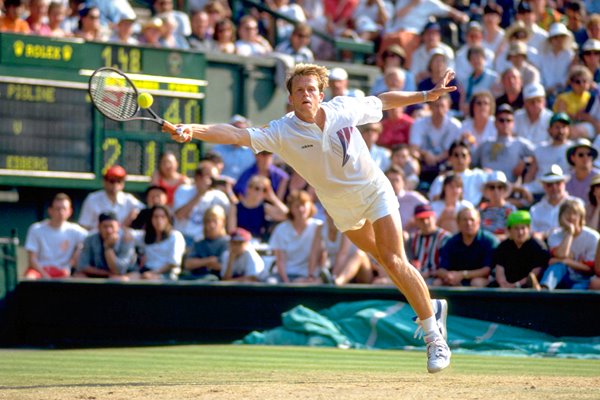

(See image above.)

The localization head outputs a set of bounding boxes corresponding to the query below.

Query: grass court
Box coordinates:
[1,345,599,399]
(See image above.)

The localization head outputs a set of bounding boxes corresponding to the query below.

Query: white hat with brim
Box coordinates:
[539,164,568,183]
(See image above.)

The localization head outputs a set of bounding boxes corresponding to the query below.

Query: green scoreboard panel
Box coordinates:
[0,33,207,190]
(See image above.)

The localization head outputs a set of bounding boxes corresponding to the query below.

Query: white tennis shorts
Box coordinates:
[319,178,399,232]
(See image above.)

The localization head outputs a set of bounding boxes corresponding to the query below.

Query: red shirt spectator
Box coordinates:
[379,107,414,149]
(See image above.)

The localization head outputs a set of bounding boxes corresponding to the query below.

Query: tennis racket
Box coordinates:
[88,67,180,135]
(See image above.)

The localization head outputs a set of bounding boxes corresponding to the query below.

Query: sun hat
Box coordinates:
[566,138,598,165]
[539,164,568,183]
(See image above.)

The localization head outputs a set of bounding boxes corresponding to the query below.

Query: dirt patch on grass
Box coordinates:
[1,373,597,400]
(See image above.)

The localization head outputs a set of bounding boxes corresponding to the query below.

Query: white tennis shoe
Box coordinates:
[425,333,451,373]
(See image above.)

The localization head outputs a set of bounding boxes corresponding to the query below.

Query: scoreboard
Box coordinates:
[0,33,207,190]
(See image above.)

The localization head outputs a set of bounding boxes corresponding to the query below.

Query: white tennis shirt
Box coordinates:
[248,96,386,200]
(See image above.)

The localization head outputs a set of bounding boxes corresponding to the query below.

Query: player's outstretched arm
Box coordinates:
[163,123,251,147]
[378,69,457,110]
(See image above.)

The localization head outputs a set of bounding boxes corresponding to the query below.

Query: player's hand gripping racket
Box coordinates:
[88,67,183,137]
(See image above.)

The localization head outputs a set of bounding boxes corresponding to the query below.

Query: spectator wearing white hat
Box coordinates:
[580,39,600,85]
[514,83,553,144]
[326,67,365,100]
[566,138,600,205]
[478,170,516,239]
[529,164,584,238]
[538,23,576,100]
[524,112,573,197]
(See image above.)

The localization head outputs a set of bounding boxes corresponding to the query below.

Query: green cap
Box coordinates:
[550,112,571,126]
[507,210,531,228]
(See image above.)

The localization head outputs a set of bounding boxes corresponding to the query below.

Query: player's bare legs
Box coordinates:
[345,212,451,373]
[344,213,433,318]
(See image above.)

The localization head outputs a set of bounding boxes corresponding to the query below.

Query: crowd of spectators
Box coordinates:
[12,0,600,290]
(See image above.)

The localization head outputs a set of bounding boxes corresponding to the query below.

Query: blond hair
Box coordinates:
[285,63,329,94]
[202,204,227,237]
[558,199,586,229]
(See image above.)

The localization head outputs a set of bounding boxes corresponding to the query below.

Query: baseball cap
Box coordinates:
[591,174,600,187]
[566,138,598,165]
[549,112,571,126]
[230,227,251,242]
[495,103,514,116]
[383,44,406,61]
[522,83,546,100]
[414,204,435,219]
[507,210,531,228]
[329,67,348,81]
[484,170,509,187]
[422,20,441,34]
[539,164,568,183]
[98,211,118,223]
[104,165,126,180]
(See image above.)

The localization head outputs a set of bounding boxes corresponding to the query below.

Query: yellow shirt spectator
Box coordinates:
[553,91,591,117]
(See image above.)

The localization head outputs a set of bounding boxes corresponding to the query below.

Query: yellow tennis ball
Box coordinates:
[138,92,153,109]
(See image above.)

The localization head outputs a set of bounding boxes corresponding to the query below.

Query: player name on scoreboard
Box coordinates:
[0,73,206,181]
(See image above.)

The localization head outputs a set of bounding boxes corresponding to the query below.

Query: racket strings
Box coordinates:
[90,70,138,121]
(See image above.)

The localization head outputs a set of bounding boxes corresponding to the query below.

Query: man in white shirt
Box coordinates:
[173,162,230,244]
[525,112,573,196]
[165,63,456,373]
[409,94,462,180]
[78,165,144,230]
[514,83,553,144]
[24,193,88,279]
[529,164,584,238]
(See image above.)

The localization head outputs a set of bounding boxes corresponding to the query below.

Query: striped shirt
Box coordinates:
[408,228,451,275]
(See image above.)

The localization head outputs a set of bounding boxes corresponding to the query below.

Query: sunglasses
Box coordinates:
[575,152,593,158]
[451,152,469,158]
[571,78,587,85]
[106,179,124,184]
[486,184,506,190]
[497,118,513,123]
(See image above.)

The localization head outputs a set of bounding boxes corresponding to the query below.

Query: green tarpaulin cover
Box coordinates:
[236,300,600,358]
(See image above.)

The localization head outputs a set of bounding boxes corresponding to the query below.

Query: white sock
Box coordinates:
[422,316,440,336]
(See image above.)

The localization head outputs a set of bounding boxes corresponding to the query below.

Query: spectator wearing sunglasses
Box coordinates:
[473,104,537,183]
[565,138,600,206]
[428,140,488,206]
[478,171,516,240]
[554,65,596,139]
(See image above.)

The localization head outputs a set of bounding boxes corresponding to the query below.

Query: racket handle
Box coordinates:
[162,120,179,135]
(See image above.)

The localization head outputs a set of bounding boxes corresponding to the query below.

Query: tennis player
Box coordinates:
[166,64,456,373]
